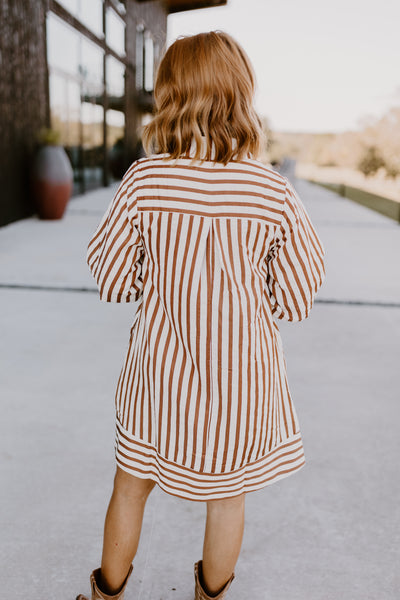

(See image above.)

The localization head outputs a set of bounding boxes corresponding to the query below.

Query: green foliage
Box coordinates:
[36,128,61,146]
[357,146,385,177]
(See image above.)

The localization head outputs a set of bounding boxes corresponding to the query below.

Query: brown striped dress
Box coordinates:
[86,152,325,501]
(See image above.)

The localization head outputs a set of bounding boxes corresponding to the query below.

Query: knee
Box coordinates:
[113,467,156,502]
[207,493,245,515]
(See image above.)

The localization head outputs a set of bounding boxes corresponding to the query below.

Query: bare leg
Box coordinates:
[99,467,156,594]
[202,493,245,595]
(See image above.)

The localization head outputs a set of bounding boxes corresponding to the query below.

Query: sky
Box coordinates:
[167,0,400,133]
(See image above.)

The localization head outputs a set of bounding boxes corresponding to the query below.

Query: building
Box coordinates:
[0,0,227,226]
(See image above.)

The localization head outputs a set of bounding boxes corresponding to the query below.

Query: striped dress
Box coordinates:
[86,152,325,501]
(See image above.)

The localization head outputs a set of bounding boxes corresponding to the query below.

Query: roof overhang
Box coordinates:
[135,1,227,14]
[166,0,227,13]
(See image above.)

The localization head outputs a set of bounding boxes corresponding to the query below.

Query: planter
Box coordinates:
[31,145,73,219]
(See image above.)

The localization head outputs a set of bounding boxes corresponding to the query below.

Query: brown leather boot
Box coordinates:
[194,561,235,600]
[76,565,133,600]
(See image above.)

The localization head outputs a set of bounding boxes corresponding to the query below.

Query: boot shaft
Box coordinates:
[76,565,133,600]
[194,561,235,600]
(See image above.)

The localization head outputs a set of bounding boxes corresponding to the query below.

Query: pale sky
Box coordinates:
[167,0,400,133]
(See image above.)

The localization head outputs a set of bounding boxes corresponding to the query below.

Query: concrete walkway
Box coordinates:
[1,175,399,600]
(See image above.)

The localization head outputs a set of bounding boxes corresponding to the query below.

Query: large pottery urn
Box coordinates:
[31,144,73,220]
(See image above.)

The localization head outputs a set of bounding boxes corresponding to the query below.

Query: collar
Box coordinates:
[187,136,238,160]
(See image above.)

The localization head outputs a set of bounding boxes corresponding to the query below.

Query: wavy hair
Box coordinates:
[142,31,264,165]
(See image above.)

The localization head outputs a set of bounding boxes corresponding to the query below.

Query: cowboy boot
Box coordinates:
[194,561,235,600]
[76,565,133,600]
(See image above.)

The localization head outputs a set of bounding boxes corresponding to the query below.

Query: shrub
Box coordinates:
[357,146,385,177]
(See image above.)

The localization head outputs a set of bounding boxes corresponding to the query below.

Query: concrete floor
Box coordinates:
[1,177,399,599]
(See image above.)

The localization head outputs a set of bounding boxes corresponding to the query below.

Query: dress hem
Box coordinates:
[114,420,305,501]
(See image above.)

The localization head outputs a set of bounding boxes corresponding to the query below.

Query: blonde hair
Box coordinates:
[142,31,264,165]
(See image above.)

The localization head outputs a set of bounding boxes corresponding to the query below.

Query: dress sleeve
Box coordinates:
[266,178,325,321]
[86,171,144,303]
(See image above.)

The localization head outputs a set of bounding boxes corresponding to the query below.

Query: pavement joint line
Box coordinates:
[0,282,399,309]
[0,283,98,294]
[315,298,400,308]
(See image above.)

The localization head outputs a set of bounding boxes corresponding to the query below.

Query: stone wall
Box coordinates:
[0,0,49,226]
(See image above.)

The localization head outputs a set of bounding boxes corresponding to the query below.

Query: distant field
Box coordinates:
[296,163,400,203]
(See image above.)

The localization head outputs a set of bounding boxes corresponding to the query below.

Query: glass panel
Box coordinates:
[47,13,80,76]
[144,33,154,92]
[107,110,125,147]
[106,55,125,99]
[81,101,104,189]
[107,110,125,180]
[47,4,124,193]
[81,102,103,146]
[79,0,104,38]
[65,79,83,190]
[106,8,125,56]
[55,0,79,16]
[80,37,104,99]
[66,80,82,146]
[49,73,82,187]
[154,41,161,66]
[49,73,69,143]
[56,0,103,38]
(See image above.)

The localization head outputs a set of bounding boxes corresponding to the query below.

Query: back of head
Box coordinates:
[142,31,264,165]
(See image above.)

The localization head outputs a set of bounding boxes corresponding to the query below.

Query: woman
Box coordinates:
[77,31,325,600]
